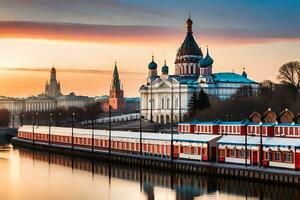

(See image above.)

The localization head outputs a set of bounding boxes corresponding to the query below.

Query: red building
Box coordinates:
[178,108,300,170]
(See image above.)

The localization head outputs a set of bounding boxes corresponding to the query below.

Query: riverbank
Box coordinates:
[11,137,300,185]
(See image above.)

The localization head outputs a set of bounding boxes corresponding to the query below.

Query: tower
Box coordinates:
[45,66,62,98]
[109,62,125,112]
[175,16,203,75]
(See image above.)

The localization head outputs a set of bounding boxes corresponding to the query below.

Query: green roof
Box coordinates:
[212,72,257,84]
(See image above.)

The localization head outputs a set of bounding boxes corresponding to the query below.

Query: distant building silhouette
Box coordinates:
[45,66,62,98]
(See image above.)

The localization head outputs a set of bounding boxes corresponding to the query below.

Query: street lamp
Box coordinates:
[259,122,263,167]
[170,78,174,161]
[108,106,112,155]
[12,115,15,128]
[179,82,182,122]
[140,115,144,155]
[72,112,75,150]
[245,126,248,167]
[150,79,153,122]
[92,118,94,153]
[49,112,52,147]
[35,112,39,126]
[21,114,25,126]
[32,113,35,144]
[58,112,62,127]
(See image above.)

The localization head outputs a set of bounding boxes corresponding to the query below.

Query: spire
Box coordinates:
[206,45,209,55]
[112,62,121,90]
[186,13,193,33]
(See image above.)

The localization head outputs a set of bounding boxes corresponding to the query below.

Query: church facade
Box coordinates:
[140,17,259,124]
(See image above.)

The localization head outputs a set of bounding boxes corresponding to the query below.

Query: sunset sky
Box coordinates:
[0,0,300,97]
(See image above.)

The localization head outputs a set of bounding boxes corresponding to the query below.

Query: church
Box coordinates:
[140,17,259,124]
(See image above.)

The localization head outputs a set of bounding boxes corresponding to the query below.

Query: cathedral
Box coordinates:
[140,17,259,124]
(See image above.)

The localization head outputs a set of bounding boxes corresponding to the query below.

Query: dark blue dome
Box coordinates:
[161,61,169,74]
[148,56,157,70]
[148,61,157,70]
[200,47,214,67]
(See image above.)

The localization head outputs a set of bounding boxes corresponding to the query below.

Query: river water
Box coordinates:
[0,146,299,200]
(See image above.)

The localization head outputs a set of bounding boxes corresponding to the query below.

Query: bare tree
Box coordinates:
[277,61,300,101]
[260,80,274,97]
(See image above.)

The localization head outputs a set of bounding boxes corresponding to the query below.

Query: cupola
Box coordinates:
[148,55,157,70]
[161,60,169,75]
[200,47,214,67]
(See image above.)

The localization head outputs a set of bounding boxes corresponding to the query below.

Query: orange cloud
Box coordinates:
[1,21,300,46]
[0,21,180,45]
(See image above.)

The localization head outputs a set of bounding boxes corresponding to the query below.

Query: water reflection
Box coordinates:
[0,147,299,200]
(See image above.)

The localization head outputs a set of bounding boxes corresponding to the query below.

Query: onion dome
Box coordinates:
[242,67,247,77]
[175,17,203,64]
[148,55,157,70]
[161,60,169,74]
[200,47,214,67]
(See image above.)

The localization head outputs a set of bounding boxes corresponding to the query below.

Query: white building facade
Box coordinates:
[57,92,93,109]
[140,17,259,124]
